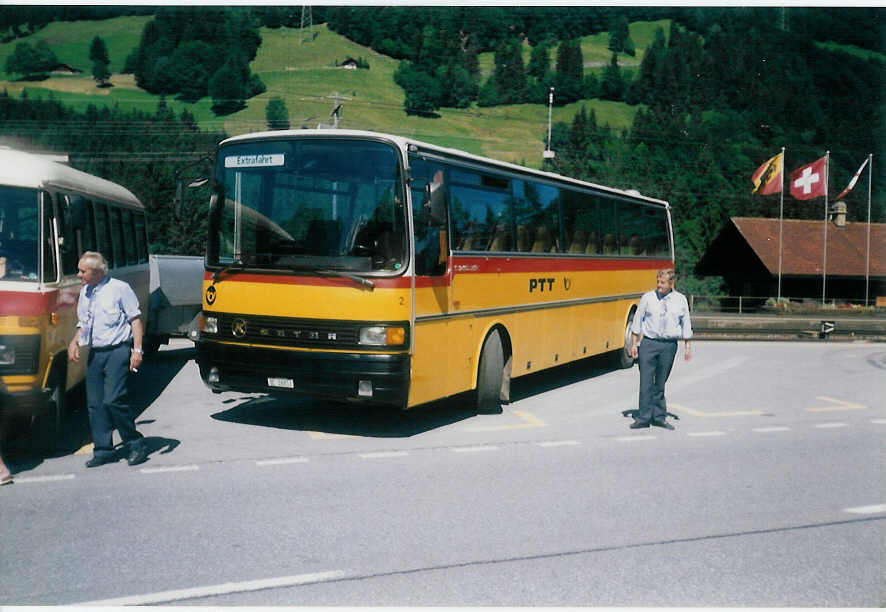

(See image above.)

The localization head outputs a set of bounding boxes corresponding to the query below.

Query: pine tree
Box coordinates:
[600,52,625,101]
[491,37,526,105]
[527,38,553,80]
[208,58,246,115]
[89,36,111,87]
[265,96,290,130]
[88,36,109,65]
[554,38,583,104]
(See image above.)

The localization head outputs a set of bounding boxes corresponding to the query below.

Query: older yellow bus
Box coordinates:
[0,149,149,442]
[195,130,673,412]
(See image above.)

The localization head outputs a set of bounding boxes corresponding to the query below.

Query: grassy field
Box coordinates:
[0,17,660,167]
[0,15,151,77]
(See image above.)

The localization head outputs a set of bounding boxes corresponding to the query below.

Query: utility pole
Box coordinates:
[543,87,555,160]
[317,92,349,129]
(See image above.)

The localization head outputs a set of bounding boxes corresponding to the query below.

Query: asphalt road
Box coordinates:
[1,339,884,606]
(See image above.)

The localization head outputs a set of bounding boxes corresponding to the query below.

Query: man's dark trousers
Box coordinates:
[636,337,678,424]
[86,343,143,458]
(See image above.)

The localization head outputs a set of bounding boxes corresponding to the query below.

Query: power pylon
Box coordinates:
[300,6,314,44]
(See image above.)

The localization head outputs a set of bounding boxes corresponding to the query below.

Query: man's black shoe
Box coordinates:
[652,420,675,430]
[629,420,650,429]
[127,445,148,466]
[85,455,114,468]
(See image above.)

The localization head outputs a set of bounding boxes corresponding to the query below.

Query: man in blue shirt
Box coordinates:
[67,252,148,467]
[628,269,693,430]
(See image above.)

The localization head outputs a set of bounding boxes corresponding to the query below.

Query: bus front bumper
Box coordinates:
[195,340,410,408]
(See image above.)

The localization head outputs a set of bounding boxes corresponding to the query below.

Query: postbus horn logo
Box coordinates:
[231,318,247,338]
[205,285,217,305]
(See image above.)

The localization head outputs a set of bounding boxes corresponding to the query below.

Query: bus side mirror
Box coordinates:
[424,182,446,225]
[174,177,209,218]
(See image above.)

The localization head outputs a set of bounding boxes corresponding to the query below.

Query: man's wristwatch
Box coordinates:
[131,347,144,354]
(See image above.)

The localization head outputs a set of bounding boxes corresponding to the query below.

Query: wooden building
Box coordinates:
[696,212,885,304]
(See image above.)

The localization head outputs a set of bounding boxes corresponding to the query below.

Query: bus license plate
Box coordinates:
[268,377,294,389]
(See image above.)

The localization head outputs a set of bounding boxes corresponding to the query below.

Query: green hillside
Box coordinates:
[0,15,150,76]
[0,18,647,166]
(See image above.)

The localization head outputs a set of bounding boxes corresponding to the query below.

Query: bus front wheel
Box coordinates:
[476,329,505,414]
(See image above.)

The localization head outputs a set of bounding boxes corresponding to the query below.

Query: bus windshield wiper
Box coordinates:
[211,258,245,285]
[284,265,374,291]
[317,269,375,291]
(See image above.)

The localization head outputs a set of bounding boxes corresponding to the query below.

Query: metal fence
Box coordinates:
[688,295,883,315]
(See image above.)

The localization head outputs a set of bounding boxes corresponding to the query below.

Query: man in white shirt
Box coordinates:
[68,251,147,467]
[628,269,693,429]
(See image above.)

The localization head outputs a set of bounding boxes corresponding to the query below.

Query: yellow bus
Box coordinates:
[195,130,673,412]
[0,148,149,441]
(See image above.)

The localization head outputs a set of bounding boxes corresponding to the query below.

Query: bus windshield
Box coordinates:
[209,138,406,274]
[0,186,39,282]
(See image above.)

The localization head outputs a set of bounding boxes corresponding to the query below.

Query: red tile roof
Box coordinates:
[731,217,886,277]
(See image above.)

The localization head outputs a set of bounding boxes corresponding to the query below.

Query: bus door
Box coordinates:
[407,158,453,406]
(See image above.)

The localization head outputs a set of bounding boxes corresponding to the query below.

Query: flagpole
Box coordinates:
[777,146,785,301]
[822,151,829,305]
[865,153,873,307]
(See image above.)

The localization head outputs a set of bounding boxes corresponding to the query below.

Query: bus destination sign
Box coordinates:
[224,154,285,168]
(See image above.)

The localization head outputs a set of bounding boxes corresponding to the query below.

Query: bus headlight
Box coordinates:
[359,326,406,347]
[203,315,219,334]
[0,344,14,365]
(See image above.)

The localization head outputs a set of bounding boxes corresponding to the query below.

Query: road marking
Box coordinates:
[535,440,581,448]
[808,396,867,413]
[256,457,309,466]
[870,419,886,425]
[140,465,199,474]
[465,410,547,432]
[14,474,75,484]
[452,445,500,453]
[753,426,791,433]
[670,402,764,418]
[688,431,726,437]
[844,504,886,515]
[671,356,750,390]
[359,451,409,459]
[76,570,347,606]
[814,422,847,429]
[615,435,656,442]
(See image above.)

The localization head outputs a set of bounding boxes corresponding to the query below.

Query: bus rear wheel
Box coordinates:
[476,329,505,414]
[616,310,637,370]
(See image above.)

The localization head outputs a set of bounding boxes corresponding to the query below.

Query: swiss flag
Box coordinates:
[790,156,827,200]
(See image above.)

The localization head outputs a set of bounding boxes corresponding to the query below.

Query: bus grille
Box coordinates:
[209,313,407,350]
[0,335,40,375]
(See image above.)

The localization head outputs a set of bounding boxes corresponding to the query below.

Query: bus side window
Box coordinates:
[599,197,618,255]
[94,201,111,261]
[109,206,124,268]
[409,158,448,276]
[134,212,148,263]
[42,191,58,282]
[645,207,670,257]
[57,194,79,275]
[122,209,138,265]
[618,201,643,256]
[449,170,511,253]
[514,180,559,253]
